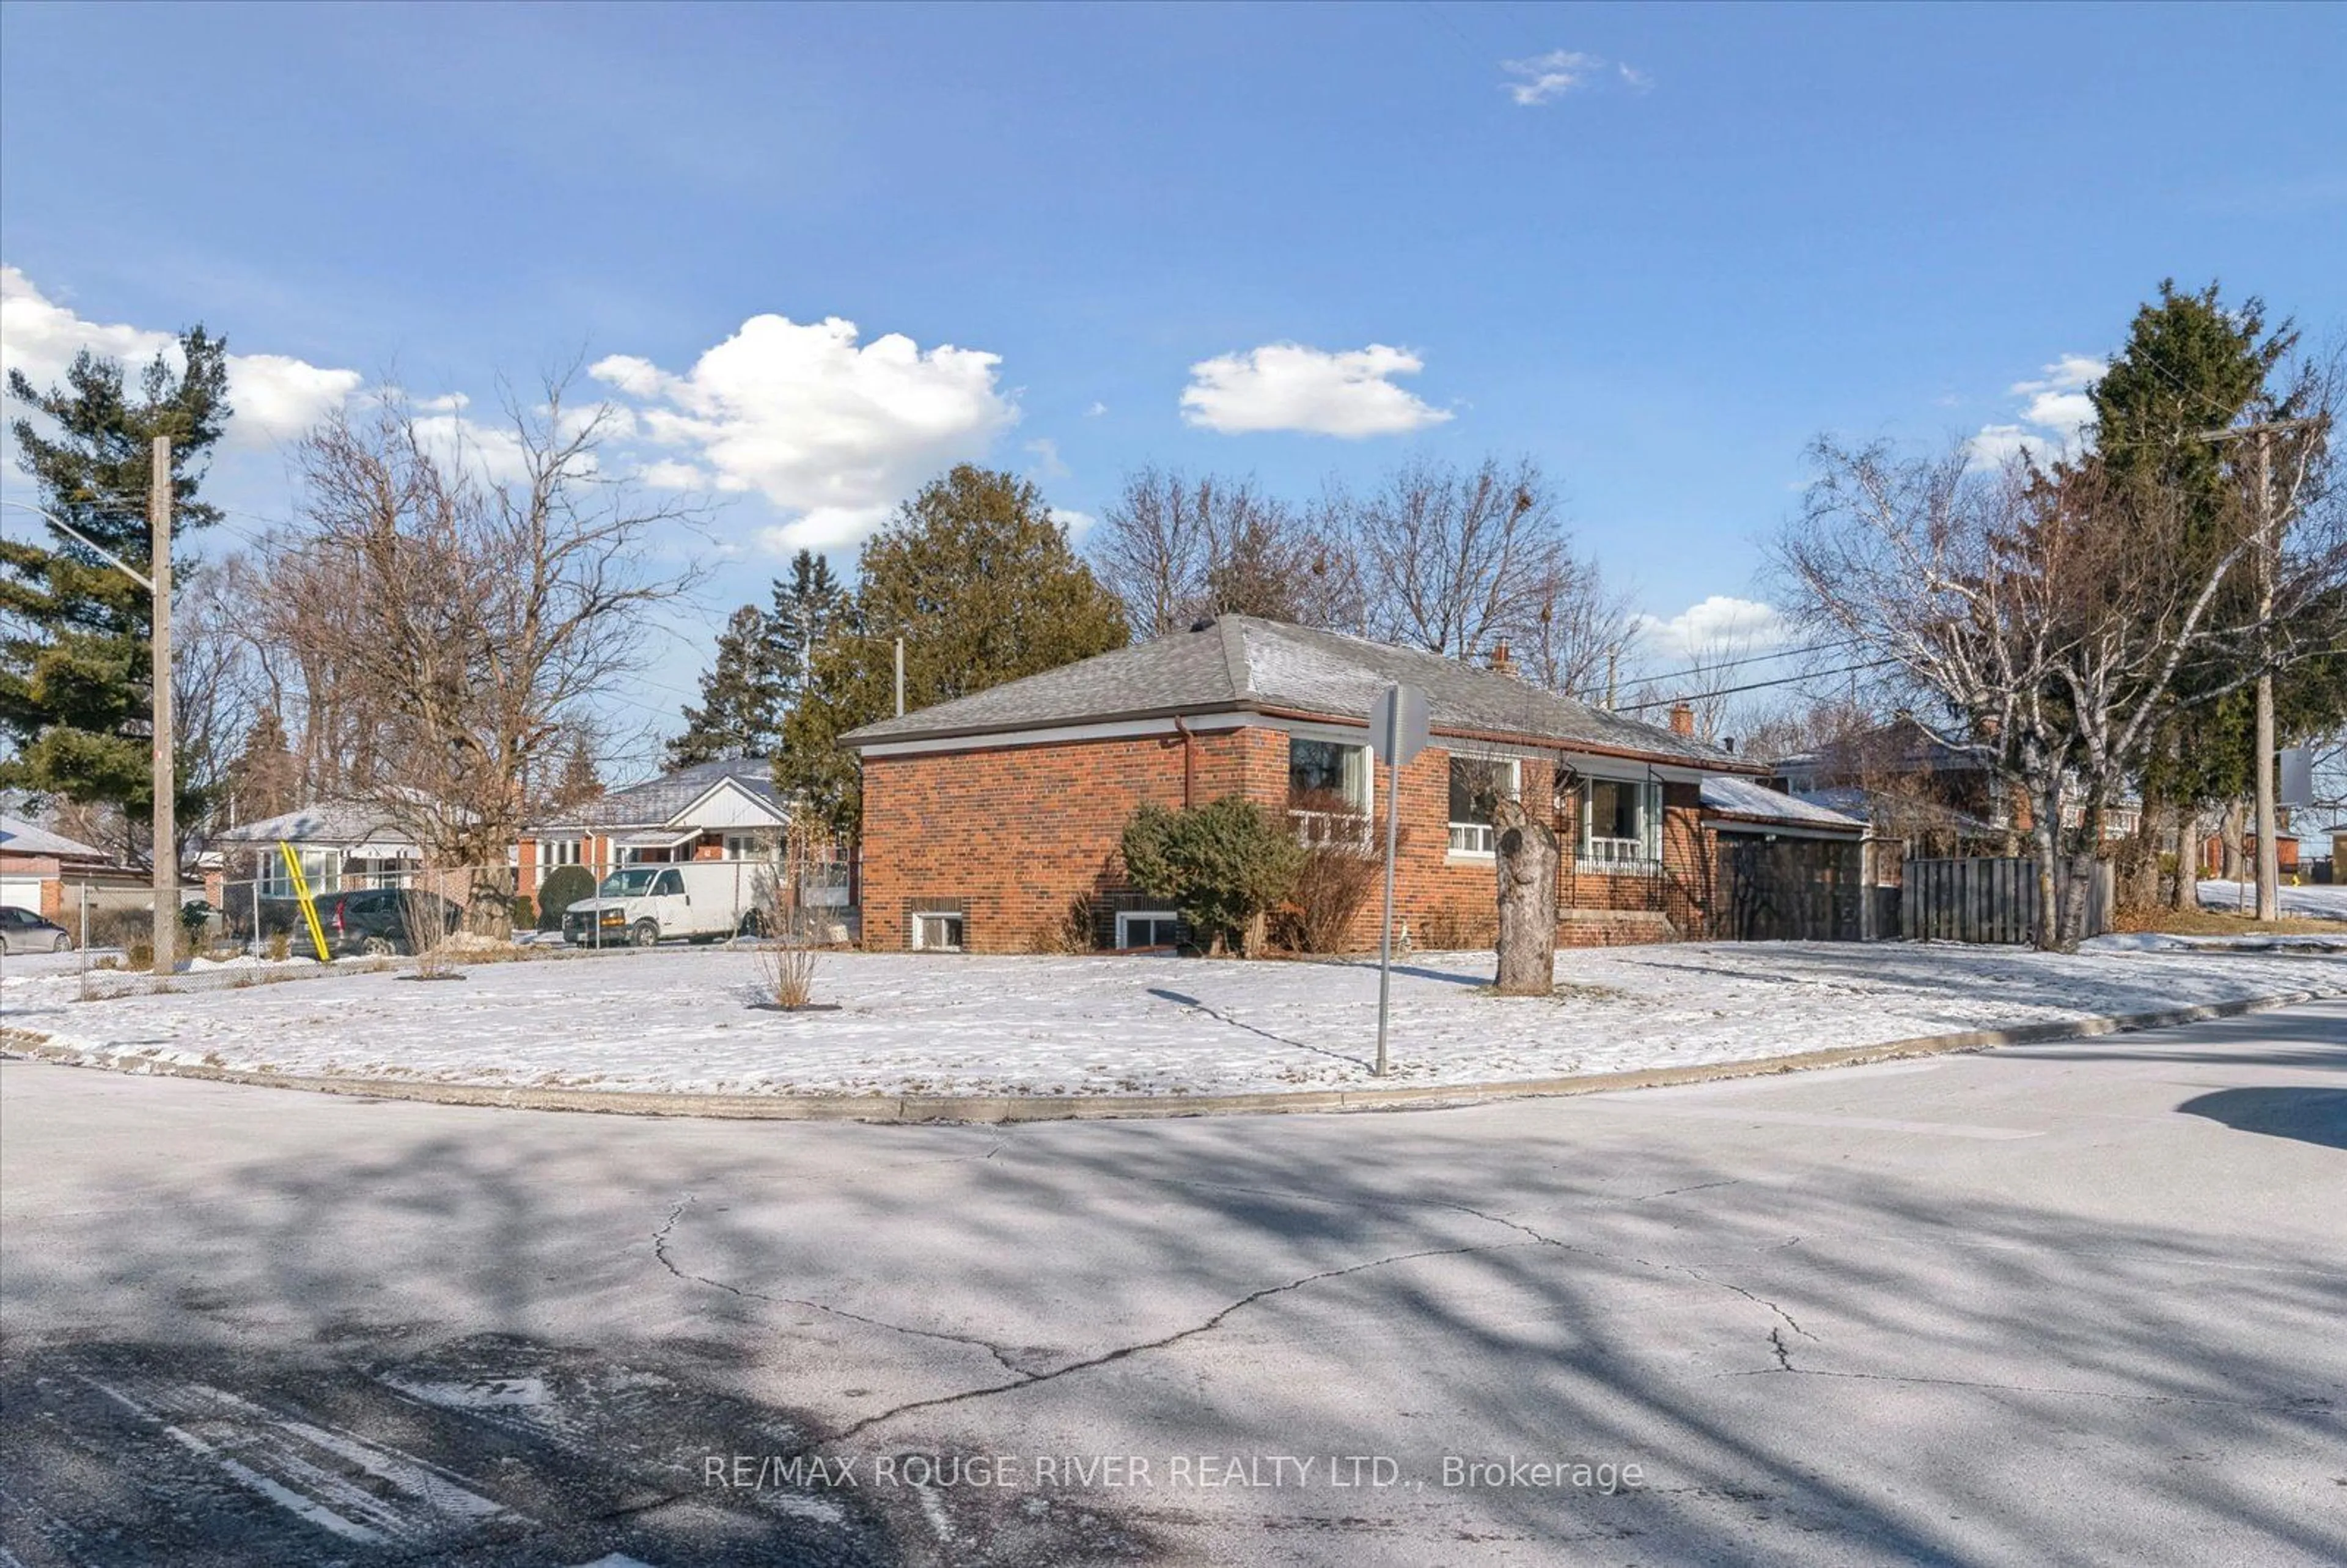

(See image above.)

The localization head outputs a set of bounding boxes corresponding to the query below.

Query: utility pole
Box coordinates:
[150,436,176,975]
[2252,429,2279,922]
[2197,416,2321,924]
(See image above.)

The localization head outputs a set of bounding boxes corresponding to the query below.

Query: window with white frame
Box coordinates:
[1288,736,1372,844]
[261,848,341,898]
[911,911,965,951]
[542,838,582,868]
[723,832,776,860]
[1579,777,1662,868]
[1447,756,1521,855]
[1116,910,1180,949]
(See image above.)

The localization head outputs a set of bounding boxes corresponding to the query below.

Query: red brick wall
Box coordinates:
[861,729,1266,953]
[861,727,1725,953]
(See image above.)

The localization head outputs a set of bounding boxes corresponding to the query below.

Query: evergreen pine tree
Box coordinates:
[224,711,300,824]
[554,733,604,808]
[2092,281,2341,898]
[765,548,848,717]
[1,332,232,862]
[779,465,1129,833]
[667,604,785,766]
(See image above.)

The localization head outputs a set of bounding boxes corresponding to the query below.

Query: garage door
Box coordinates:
[0,876,45,915]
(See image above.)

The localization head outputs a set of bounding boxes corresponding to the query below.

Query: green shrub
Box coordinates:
[1120,797,1304,956]
[537,865,597,929]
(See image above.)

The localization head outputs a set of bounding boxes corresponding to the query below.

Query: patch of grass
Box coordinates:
[2111,906,2342,937]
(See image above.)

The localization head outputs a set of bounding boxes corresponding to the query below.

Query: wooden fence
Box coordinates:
[1901,856,2110,943]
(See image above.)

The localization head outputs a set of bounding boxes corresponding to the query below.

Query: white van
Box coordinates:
[561,862,766,947]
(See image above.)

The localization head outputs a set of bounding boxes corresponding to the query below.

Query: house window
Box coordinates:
[1115,910,1180,949]
[1447,757,1521,855]
[1580,778,1662,870]
[261,848,341,898]
[724,832,776,860]
[1289,736,1372,845]
[542,838,582,868]
[911,912,965,951]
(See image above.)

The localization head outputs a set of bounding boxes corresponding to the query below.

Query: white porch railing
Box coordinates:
[1579,836,1656,870]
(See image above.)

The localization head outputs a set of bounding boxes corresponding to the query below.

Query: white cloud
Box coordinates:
[590,312,1018,553]
[411,409,535,485]
[1,265,359,448]
[1180,342,1450,438]
[1966,353,2106,469]
[1501,49,1647,106]
[1051,507,1096,541]
[1084,401,1108,418]
[639,458,709,490]
[1502,49,1603,105]
[1024,436,1070,479]
[1631,595,1788,665]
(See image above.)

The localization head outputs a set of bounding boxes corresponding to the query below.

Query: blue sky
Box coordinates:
[4,1,2343,769]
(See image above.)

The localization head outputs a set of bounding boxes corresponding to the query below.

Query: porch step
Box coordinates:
[1557,909,1681,947]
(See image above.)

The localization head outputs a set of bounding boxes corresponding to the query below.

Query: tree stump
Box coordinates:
[1493,798,1558,995]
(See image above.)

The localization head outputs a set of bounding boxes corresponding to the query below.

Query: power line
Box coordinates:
[1625,636,1862,688]
[1613,656,1905,712]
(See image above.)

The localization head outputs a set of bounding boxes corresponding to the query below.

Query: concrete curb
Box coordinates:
[1,988,2327,1124]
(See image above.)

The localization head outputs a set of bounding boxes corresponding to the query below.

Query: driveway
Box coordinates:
[2,1001,2343,1566]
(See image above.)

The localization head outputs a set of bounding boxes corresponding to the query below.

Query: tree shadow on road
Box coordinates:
[6,1061,2346,1566]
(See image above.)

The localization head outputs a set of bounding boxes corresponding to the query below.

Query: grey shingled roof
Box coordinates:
[215,799,417,847]
[0,812,110,861]
[841,616,1746,768]
[1699,776,1867,832]
[549,757,785,831]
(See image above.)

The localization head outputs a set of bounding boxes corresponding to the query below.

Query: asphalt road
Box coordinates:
[3,997,2344,1567]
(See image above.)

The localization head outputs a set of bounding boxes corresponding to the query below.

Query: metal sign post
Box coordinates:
[1369,684,1429,1077]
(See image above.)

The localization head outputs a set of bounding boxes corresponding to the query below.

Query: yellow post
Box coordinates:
[278,841,332,964]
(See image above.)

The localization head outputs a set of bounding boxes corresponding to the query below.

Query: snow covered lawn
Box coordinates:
[6,940,2342,1100]
[2198,879,2347,921]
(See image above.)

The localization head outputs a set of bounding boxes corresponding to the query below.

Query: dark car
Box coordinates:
[1,904,73,954]
[259,888,463,957]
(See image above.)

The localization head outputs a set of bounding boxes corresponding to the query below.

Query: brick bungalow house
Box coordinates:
[841,615,1852,954]
[518,758,791,890]
[0,811,132,923]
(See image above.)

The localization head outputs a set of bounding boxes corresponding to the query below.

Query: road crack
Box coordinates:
[822,1240,1543,1445]
[652,1195,1031,1377]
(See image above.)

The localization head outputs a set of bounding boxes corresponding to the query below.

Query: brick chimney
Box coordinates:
[1667,701,1695,737]
[1486,638,1518,678]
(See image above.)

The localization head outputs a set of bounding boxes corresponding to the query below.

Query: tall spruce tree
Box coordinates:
[766,548,848,716]
[667,604,785,766]
[2091,281,2340,902]
[0,333,232,864]
[779,465,1129,833]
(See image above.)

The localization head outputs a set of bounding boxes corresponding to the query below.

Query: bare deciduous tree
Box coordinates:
[275,378,700,933]
[1779,425,2342,949]
[1350,456,1601,666]
[1090,467,1360,634]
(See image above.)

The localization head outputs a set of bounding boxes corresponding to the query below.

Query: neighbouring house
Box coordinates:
[215,799,436,898]
[839,615,1867,954]
[1769,719,2022,855]
[0,811,141,923]
[518,758,845,920]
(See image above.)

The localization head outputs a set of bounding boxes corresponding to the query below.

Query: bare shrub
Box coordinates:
[751,827,827,1009]
[401,888,459,978]
[1029,896,1098,955]
[1417,901,1495,951]
[1287,843,1383,953]
[265,931,290,962]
